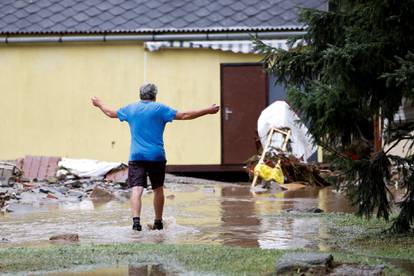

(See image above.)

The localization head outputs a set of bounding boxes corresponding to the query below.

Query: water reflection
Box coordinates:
[1,183,355,250]
[46,264,180,276]
[128,264,178,276]
[220,186,260,247]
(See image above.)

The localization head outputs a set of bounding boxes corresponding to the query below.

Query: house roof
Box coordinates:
[0,0,327,35]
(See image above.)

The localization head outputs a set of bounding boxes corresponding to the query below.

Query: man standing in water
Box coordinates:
[91,83,219,231]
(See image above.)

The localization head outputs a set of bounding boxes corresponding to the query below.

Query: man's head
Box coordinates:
[139,83,158,101]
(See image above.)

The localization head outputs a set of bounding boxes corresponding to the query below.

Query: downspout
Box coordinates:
[0,31,305,44]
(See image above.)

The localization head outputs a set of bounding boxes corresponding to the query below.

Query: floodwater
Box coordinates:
[0,183,354,250]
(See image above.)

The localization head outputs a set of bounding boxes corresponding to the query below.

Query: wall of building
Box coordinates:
[0,42,259,164]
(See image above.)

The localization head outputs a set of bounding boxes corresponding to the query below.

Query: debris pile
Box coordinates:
[246,152,330,189]
[0,156,131,213]
[0,155,212,212]
[251,101,329,190]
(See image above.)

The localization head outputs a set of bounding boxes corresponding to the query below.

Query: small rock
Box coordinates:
[84,185,94,193]
[23,182,35,189]
[64,180,82,188]
[46,177,58,184]
[53,186,69,194]
[49,233,79,242]
[39,187,50,194]
[166,194,175,200]
[0,237,10,243]
[275,252,333,275]
[331,264,385,276]
[90,186,114,201]
[285,207,325,213]
[47,193,58,200]
[56,169,69,180]
[307,207,324,213]
[67,190,85,199]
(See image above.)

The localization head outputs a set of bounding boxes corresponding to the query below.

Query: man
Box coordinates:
[91,83,219,231]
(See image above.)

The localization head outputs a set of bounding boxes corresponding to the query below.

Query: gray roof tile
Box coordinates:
[96,2,112,12]
[14,9,29,19]
[37,0,53,9]
[0,0,326,35]
[85,7,101,17]
[232,2,245,12]
[26,4,42,14]
[3,3,15,15]
[110,6,125,16]
[73,13,89,22]
[13,1,27,9]
[220,7,236,17]
[109,0,125,5]
[49,4,65,13]
[60,0,74,9]
[73,2,90,13]
[38,19,56,29]
[26,14,43,24]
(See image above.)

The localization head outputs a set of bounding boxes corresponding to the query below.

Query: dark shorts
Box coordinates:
[128,160,166,189]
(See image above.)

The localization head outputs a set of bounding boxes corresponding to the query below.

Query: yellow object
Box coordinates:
[0,43,259,163]
[254,163,284,184]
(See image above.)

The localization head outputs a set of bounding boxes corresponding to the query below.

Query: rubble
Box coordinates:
[0,156,127,208]
[0,155,235,210]
[0,190,11,213]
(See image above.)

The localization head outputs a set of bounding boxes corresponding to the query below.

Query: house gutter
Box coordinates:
[0,31,305,44]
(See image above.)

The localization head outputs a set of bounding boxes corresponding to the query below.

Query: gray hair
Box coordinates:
[139,83,158,100]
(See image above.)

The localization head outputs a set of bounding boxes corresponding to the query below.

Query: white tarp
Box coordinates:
[257,101,317,163]
[58,158,124,178]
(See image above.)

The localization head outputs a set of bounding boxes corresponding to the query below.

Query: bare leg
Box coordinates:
[153,186,164,220]
[131,186,144,218]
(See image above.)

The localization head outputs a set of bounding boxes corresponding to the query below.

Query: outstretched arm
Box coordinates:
[175,104,220,120]
[91,96,118,118]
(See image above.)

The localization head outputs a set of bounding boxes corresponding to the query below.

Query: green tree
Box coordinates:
[255,0,414,233]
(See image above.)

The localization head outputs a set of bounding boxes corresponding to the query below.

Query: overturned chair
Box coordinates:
[251,127,291,189]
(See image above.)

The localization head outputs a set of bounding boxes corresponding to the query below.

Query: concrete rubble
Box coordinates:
[0,156,131,211]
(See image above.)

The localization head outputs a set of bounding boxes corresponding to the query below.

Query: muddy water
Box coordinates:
[0,183,354,250]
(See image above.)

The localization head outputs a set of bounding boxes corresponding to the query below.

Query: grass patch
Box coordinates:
[0,243,285,275]
[325,213,414,260]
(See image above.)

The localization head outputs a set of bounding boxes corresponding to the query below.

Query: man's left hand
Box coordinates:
[91,96,102,108]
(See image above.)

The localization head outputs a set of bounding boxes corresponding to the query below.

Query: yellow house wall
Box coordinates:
[0,43,259,164]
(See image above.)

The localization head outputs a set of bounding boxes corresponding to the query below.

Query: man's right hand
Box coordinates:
[207,104,220,114]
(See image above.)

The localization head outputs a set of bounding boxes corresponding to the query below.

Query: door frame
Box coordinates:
[220,63,269,165]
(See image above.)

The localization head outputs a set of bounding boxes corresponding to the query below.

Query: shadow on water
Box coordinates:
[1,183,355,251]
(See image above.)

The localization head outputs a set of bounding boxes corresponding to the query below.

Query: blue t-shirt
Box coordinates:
[117,101,177,161]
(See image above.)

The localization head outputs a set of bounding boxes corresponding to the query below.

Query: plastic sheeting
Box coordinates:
[257,101,317,163]
[58,158,124,178]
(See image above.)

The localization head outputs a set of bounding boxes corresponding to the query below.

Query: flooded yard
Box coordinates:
[0,182,353,250]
